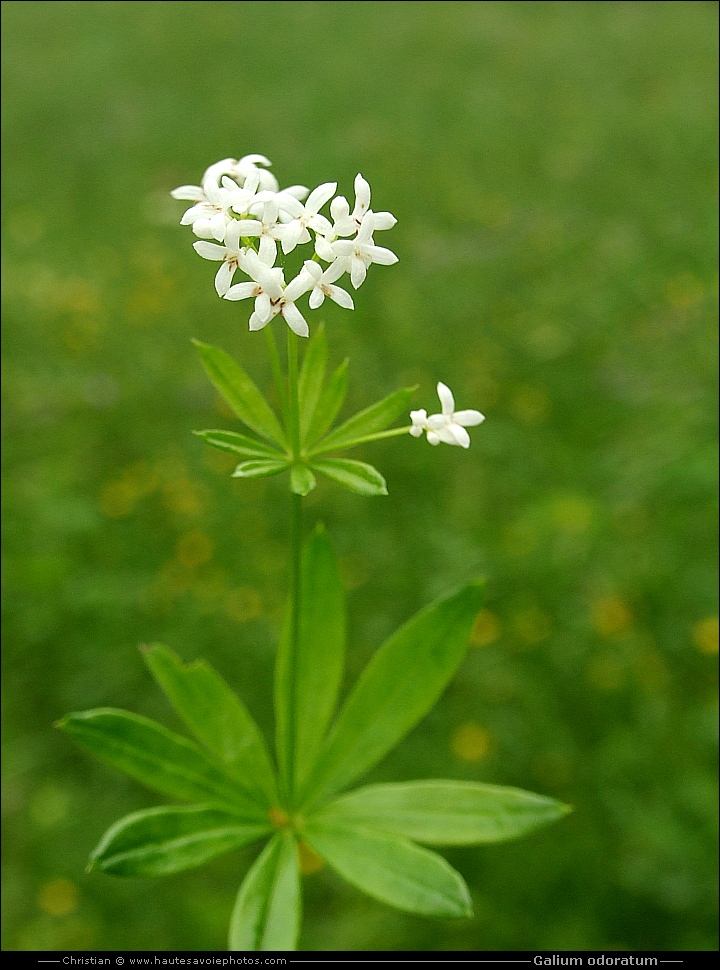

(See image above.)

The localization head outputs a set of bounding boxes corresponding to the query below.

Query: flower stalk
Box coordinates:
[55,152,565,959]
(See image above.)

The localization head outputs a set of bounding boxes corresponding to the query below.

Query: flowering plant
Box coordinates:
[59,154,569,951]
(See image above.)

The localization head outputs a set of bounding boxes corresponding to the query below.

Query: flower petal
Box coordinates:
[372,211,397,230]
[224,281,258,301]
[234,219,263,237]
[280,220,304,255]
[353,174,371,217]
[314,235,336,261]
[281,184,310,201]
[193,241,227,261]
[283,272,313,302]
[306,181,337,214]
[308,288,325,310]
[282,303,309,338]
[350,257,367,290]
[453,409,485,427]
[449,424,471,448]
[437,382,455,415]
[214,261,234,297]
[326,285,354,310]
[322,258,347,284]
[365,244,399,266]
[302,260,323,283]
[258,234,277,266]
[171,185,203,201]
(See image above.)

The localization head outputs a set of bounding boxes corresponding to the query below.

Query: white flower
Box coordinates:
[177,176,233,242]
[409,409,429,437]
[274,182,336,254]
[302,260,354,310]
[192,222,247,297]
[331,211,399,289]
[204,154,279,192]
[231,197,283,266]
[416,383,485,448]
[224,250,312,337]
[330,173,397,237]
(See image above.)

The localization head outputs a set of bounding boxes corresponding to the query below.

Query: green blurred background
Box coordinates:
[2,0,718,952]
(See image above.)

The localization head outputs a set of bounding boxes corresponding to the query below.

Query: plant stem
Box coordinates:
[264,327,288,427]
[286,330,301,459]
[286,490,302,805]
[285,329,302,804]
[308,424,412,456]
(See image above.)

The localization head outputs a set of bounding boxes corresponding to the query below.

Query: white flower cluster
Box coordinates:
[171,153,398,337]
[411,383,485,448]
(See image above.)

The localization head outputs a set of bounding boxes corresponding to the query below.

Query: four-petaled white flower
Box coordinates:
[224,250,312,337]
[412,383,485,448]
[302,260,354,310]
[231,197,283,266]
[192,222,247,297]
[274,182,336,255]
[176,177,234,242]
[330,173,397,237]
[331,211,399,289]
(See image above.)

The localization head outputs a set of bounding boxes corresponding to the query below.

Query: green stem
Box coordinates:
[308,425,412,456]
[285,329,303,804]
[286,490,302,805]
[287,330,301,460]
[264,327,288,428]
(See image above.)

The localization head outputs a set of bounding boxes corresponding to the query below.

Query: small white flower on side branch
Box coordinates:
[412,383,485,448]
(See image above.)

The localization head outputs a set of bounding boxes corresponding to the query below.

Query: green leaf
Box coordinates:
[314,780,571,845]
[311,385,417,455]
[298,324,327,444]
[232,459,289,479]
[58,709,263,819]
[303,822,471,919]
[228,831,301,951]
[142,644,278,806]
[192,430,284,460]
[290,464,316,496]
[275,526,345,798]
[305,358,348,446]
[90,805,271,877]
[301,582,484,806]
[193,340,286,448]
[312,458,388,497]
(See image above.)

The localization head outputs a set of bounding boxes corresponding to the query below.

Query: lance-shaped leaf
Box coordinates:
[275,526,345,798]
[311,458,388,497]
[229,831,301,951]
[305,358,348,446]
[232,459,289,479]
[193,430,285,460]
[90,805,271,877]
[313,780,571,845]
[310,386,417,455]
[143,644,278,806]
[301,581,484,806]
[303,822,471,919]
[290,464,316,496]
[193,340,286,448]
[298,324,327,444]
[58,709,263,819]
